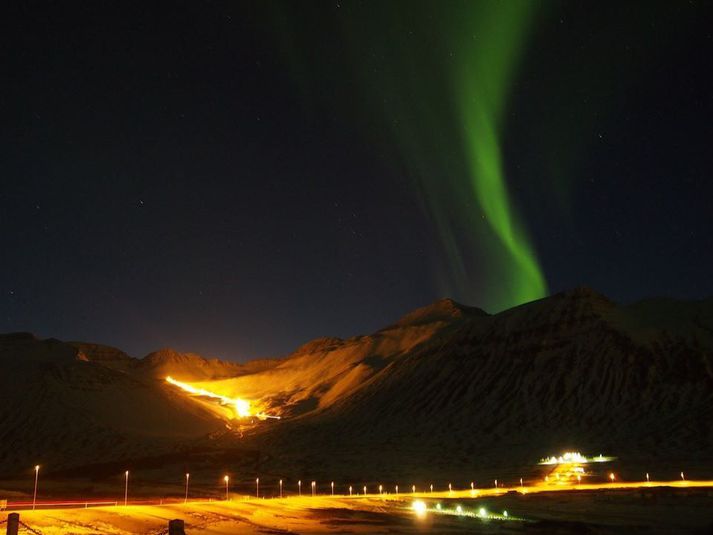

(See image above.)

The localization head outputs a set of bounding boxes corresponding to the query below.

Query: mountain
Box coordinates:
[0,334,227,477]
[0,288,712,488]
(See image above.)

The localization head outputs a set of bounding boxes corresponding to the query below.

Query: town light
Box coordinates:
[412,500,427,518]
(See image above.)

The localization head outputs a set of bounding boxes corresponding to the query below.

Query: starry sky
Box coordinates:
[2,1,712,360]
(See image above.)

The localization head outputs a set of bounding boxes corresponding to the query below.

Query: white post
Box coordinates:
[32,465,40,510]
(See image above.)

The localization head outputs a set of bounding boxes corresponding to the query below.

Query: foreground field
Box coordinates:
[5,482,713,534]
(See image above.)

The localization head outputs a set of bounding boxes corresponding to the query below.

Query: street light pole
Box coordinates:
[185,473,190,503]
[224,475,229,500]
[279,479,283,498]
[256,478,259,498]
[32,465,40,510]
[124,471,129,506]
[298,480,301,496]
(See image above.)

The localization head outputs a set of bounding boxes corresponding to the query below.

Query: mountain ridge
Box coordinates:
[1,288,712,483]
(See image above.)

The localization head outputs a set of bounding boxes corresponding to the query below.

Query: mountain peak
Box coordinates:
[394,298,487,328]
[554,286,615,312]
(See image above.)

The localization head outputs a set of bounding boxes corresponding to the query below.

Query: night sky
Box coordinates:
[2,1,712,360]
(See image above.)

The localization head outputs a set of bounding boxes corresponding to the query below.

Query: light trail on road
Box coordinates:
[6,478,713,513]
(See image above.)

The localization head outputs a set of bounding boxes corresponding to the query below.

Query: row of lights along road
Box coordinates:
[23,466,692,506]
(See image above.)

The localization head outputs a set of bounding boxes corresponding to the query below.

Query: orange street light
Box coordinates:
[224,475,230,500]
[311,481,316,497]
[395,485,399,494]
[378,484,383,495]
[349,485,352,496]
[124,471,130,506]
[32,465,40,510]
[609,473,615,482]
[363,485,367,495]
[448,483,452,494]
[412,485,416,494]
[279,479,283,498]
[331,481,334,496]
[298,480,301,496]
[185,473,190,503]
[256,477,260,498]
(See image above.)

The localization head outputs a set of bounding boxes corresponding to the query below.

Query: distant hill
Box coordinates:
[1,288,712,488]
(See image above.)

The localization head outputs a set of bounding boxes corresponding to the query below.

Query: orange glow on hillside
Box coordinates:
[165,376,280,420]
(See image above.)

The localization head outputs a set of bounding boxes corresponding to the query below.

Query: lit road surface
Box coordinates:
[5,478,713,512]
[372,478,713,500]
[5,481,713,534]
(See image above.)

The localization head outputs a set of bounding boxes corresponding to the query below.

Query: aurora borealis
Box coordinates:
[3,1,713,358]
[455,1,547,307]
[275,1,548,310]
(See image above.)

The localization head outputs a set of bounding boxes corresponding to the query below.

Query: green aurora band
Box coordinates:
[270,1,548,311]
[454,1,547,307]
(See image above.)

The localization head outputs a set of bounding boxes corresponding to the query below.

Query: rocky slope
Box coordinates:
[1,288,711,487]
[250,288,713,482]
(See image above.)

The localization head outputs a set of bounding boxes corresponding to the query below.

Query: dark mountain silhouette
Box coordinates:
[1,288,711,485]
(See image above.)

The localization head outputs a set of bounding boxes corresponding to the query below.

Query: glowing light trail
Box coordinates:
[165,376,280,420]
